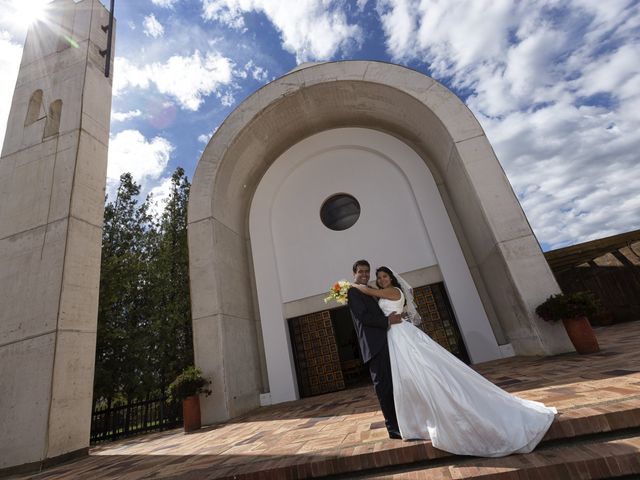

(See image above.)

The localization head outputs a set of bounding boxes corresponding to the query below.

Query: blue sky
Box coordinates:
[1,0,639,251]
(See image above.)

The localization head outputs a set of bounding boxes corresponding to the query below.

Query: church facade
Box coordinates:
[188,61,574,424]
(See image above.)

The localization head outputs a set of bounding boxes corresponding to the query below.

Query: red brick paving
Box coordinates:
[364,436,640,479]
[14,321,640,480]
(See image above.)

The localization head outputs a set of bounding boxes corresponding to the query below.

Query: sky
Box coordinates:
[0,0,638,251]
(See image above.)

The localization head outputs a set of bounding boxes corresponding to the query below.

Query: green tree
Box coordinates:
[93,168,194,407]
[94,173,156,404]
[147,167,193,392]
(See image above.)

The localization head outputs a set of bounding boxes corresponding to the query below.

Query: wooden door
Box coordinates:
[288,311,345,397]
[413,283,470,362]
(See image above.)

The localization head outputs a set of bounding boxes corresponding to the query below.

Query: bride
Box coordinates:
[351,266,557,457]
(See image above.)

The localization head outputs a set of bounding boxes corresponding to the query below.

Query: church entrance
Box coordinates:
[287,308,369,399]
[288,282,469,398]
[330,307,370,388]
[413,283,470,363]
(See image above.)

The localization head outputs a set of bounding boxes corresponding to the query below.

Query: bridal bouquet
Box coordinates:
[324,280,352,305]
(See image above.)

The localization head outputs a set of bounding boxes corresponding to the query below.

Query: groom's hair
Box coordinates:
[352,259,370,273]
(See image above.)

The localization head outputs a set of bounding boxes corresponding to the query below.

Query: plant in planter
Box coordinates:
[169,366,212,432]
[535,291,600,354]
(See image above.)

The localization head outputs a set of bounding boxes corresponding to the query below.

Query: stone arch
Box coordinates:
[188,61,573,423]
[44,99,62,137]
[24,89,44,126]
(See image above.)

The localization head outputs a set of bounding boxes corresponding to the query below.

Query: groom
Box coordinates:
[347,259,403,439]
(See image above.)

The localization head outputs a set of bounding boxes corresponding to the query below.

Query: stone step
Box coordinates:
[356,432,640,480]
[222,398,640,480]
[545,398,640,441]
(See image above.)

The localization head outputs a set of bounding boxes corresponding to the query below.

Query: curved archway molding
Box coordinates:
[188,61,573,423]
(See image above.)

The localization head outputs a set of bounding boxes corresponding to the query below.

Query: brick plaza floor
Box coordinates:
[14,321,640,480]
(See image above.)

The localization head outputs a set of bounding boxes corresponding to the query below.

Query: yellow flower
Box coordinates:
[324,280,351,305]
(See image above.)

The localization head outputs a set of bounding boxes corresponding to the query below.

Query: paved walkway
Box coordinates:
[14,321,640,479]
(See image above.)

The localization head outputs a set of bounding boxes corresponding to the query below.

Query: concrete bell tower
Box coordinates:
[0,0,114,472]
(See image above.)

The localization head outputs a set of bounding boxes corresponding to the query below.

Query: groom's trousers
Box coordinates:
[368,343,400,436]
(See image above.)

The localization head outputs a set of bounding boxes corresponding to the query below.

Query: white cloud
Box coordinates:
[376,0,640,248]
[107,129,174,199]
[143,14,165,38]
[113,50,235,110]
[251,66,268,82]
[151,0,179,7]
[113,57,151,93]
[0,31,23,152]
[111,109,142,122]
[147,176,173,218]
[197,126,218,143]
[201,0,362,62]
[217,90,235,107]
[244,60,269,82]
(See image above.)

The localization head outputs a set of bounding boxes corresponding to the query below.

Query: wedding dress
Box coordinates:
[380,288,556,457]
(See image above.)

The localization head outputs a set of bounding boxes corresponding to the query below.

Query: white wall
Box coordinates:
[250,128,502,403]
[271,144,438,301]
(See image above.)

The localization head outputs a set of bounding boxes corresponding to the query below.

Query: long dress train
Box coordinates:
[380,290,556,457]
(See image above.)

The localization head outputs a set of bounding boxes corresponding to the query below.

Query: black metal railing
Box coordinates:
[90,395,182,444]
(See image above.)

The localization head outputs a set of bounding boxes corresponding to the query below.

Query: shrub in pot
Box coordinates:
[535,292,600,354]
[169,366,212,432]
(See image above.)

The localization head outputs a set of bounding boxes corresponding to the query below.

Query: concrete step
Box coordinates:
[356,431,640,480]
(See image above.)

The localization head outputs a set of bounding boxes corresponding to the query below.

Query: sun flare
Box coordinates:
[9,0,51,27]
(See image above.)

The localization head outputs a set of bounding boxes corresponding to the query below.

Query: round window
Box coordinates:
[320,194,361,231]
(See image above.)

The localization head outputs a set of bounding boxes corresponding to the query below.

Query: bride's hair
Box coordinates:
[375,266,401,289]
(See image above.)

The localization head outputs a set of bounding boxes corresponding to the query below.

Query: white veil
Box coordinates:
[391,269,422,326]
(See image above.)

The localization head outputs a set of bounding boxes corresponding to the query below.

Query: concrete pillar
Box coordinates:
[0,0,114,472]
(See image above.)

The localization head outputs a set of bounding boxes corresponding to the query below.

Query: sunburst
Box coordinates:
[6,0,52,28]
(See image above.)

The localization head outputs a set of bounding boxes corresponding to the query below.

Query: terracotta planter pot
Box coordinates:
[562,316,600,354]
[182,395,201,432]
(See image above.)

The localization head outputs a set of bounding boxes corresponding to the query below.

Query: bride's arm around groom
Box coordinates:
[347,287,391,330]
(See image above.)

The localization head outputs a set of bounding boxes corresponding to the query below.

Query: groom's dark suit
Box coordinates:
[347,287,400,437]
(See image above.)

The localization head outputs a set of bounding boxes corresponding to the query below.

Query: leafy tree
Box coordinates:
[94,173,156,403]
[147,167,193,392]
[93,168,194,405]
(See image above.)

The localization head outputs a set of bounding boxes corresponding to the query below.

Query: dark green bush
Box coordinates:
[168,366,212,399]
[535,291,599,322]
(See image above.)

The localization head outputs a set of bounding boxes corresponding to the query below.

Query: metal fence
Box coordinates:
[90,395,183,444]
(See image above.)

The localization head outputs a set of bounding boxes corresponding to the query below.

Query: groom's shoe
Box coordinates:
[388,431,402,440]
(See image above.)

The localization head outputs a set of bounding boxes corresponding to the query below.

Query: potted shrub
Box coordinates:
[535,292,600,354]
[169,366,212,432]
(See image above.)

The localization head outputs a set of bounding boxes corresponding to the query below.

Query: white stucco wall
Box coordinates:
[271,145,438,302]
[250,128,502,403]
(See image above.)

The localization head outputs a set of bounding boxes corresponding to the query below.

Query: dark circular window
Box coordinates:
[320,194,361,231]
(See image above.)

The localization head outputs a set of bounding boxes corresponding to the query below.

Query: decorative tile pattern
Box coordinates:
[413,283,467,360]
[289,310,345,397]
[16,321,640,480]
